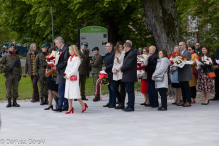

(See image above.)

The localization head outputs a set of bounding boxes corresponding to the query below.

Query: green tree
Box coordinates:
[0,0,155,48]
[176,0,219,55]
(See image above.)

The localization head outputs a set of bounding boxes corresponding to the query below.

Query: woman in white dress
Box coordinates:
[64,45,88,114]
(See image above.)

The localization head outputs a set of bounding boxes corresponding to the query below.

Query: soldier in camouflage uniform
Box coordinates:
[0,43,22,108]
[34,44,48,105]
[90,47,103,102]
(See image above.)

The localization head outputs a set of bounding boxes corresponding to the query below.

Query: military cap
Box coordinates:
[8,43,14,48]
[138,48,142,50]
[41,44,47,48]
[92,47,99,51]
[81,43,88,47]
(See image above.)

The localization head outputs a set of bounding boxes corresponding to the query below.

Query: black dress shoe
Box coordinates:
[82,97,88,101]
[140,103,146,105]
[74,99,77,101]
[114,104,125,109]
[210,97,219,101]
[62,108,68,111]
[122,107,134,112]
[108,104,116,108]
[157,107,167,111]
[151,105,159,108]
[116,101,120,104]
[172,102,177,105]
[53,108,62,112]
[103,103,110,107]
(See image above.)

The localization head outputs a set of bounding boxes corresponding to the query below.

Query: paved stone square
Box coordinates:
[0,96,219,146]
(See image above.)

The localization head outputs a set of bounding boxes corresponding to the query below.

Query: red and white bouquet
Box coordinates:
[196,56,212,70]
[46,51,60,68]
[137,54,149,70]
[96,71,110,101]
[169,52,193,68]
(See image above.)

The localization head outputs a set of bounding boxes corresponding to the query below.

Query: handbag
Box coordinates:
[192,67,198,79]
[208,72,216,78]
[51,75,56,82]
[154,68,168,82]
[70,75,77,81]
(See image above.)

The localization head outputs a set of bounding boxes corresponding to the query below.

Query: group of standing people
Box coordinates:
[1,38,219,113]
[170,42,215,107]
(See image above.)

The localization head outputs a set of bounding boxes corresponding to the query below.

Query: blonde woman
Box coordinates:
[112,41,126,109]
[137,47,149,105]
[64,45,88,114]
[170,46,181,105]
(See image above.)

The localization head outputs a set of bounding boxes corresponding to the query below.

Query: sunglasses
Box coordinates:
[196,45,199,46]
[188,49,192,51]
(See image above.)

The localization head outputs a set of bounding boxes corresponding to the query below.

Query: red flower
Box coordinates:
[209,62,212,64]
[47,56,55,61]
[63,73,66,76]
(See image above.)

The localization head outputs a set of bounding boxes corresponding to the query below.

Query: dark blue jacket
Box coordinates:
[105,50,115,80]
[133,48,137,56]
[56,44,70,84]
[121,49,137,82]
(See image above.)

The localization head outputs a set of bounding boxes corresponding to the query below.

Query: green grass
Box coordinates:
[0,67,141,100]
[19,55,26,60]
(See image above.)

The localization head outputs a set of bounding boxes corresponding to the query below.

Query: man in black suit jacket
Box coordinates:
[102,42,116,108]
[120,42,137,112]
[212,47,219,100]
[145,46,159,107]
[53,37,70,112]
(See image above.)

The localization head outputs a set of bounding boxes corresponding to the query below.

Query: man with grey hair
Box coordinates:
[126,40,137,56]
[195,43,202,58]
[24,43,40,102]
[120,42,137,111]
[53,37,70,112]
[145,45,158,108]
[177,41,192,107]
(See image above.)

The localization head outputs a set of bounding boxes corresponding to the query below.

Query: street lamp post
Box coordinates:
[49,0,54,46]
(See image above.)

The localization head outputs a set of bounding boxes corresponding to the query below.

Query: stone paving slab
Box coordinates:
[0,96,219,146]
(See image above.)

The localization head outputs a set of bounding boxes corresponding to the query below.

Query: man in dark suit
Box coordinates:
[53,37,70,112]
[102,42,116,108]
[212,47,219,100]
[145,46,158,108]
[177,41,193,107]
[77,43,90,101]
[126,40,137,56]
[120,42,137,112]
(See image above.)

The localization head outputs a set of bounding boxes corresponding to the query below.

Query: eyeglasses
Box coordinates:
[188,49,192,51]
[143,51,146,52]
[196,45,199,46]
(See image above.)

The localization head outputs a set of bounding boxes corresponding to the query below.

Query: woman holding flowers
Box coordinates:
[137,47,149,105]
[44,47,59,110]
[188,46,199,103]
[197,45,214,105]
[170,46,181,105]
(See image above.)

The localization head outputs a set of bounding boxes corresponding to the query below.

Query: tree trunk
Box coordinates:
[143,0,179,96]
[143,0,179,53]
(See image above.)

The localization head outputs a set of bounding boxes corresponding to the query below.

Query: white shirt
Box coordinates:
[60,44,65,50]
